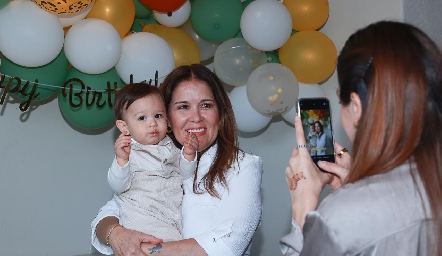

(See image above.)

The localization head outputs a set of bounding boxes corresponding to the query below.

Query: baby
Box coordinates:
[108,83,198,241]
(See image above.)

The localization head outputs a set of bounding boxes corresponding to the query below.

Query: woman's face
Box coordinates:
[314,123,321,133]
[168,80,220,152]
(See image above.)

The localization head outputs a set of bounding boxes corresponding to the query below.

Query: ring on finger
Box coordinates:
[337,147,348,158]
[296,144,307,148]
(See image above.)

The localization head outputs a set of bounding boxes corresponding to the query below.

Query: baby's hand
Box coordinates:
[183,132,198,161]
[115,133,131,166]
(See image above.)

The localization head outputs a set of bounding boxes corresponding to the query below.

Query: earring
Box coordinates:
[167,126,173,133]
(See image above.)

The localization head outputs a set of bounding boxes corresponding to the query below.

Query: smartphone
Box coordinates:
[297,97,335,171]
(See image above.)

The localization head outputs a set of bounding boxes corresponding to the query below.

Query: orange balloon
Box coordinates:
[34,0,93,16]
[86,0,135,38]
[143,24,200,67]
[283,0,329,31]
[140,0,186,13]
[279,31,337,84]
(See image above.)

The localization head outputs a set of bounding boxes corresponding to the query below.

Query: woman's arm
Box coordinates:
[140,239,207,256]
[286,117,330,228]
[91,197,162,255]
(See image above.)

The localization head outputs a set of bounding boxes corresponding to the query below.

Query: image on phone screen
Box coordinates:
[298,98,335,167]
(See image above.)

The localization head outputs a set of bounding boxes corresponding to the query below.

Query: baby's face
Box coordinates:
[123,94,167,145]
[309,126,315,133]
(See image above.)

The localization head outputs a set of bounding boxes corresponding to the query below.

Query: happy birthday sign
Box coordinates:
[0,71,159,112]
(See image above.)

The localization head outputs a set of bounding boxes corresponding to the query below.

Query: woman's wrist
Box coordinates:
[106,224,121,246]
[292,195,318,229]
[95,216,121,246]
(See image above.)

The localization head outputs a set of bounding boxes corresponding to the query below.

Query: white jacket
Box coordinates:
[91,143,263,256]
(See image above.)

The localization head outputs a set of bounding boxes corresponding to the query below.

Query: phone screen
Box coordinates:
[297,98,335,169]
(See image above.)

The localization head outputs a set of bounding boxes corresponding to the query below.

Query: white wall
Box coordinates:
[0,0,413,255]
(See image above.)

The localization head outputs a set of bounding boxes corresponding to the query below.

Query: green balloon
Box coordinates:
[0,0,12,10]
[0,49,69,102]
[265,50,281,64]
[242,0,254,10]
[234,30,243,38]
[58,68,125,130]
[302,111,309,120]
[133,0,152,19]
[190,0,242,43]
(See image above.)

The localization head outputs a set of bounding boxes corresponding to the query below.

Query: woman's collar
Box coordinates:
[200,142,218,160]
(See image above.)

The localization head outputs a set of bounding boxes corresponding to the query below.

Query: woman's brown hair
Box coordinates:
[337,21,442,254]
[159,64,241,198]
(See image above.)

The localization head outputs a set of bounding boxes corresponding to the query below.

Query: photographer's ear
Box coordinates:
[116,120,130,135]
[350,92,362,127]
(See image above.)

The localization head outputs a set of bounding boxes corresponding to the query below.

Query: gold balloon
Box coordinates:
[283,0,329,31]
[86,0,135,38]
[143,24,200,68]
[279,31,337,84]
[63,26,71,36]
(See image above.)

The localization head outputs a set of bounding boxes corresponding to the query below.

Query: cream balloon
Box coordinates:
[246,63,299,116]
[153,0,190,27]
[64,18,122,74]
[115,32,175,84]
[229,85,272,133]
[0,0,64,67]
[214,38,267,86]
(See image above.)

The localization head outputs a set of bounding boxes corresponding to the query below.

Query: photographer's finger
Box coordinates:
[294,116,307,147]
[318,161,349,183]
[334,141,344,153]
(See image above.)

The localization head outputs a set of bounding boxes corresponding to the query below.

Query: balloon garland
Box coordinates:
[0,0,336,132]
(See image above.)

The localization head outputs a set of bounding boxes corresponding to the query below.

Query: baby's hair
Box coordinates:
[113,83,163,120]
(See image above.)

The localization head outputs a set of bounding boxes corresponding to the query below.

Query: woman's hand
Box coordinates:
[183,132,199,161]
[285,116,330,228]
[108,225,162,256]
[317,141,351,190]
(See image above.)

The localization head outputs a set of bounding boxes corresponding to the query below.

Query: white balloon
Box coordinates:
[179,19,219,61]
[281,83,326,123]
[154,0,190,27]
[58,0,95,27]
[64,18,122,74]
[229,85,272,133]
[116,32,175,84]
[0,0,64,67]
[240,0,292,51]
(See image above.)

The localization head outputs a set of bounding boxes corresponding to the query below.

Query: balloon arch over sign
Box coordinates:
[0,0,336,133]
